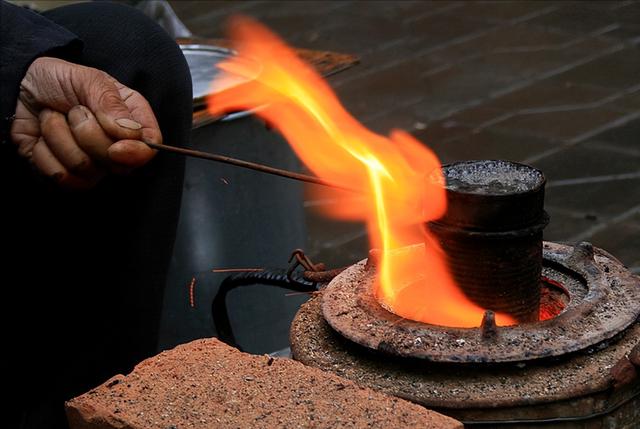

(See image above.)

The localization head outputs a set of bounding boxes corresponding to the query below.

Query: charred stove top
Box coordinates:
[322,242,640,363]
[289,160,640,427]
[290,243,640,425]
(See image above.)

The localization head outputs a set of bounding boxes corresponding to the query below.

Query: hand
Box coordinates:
[10,57,161,189]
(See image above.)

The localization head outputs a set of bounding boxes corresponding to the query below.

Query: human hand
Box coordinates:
[10,57,161,189]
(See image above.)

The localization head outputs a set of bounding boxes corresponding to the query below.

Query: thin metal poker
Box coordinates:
[144,141,355,192]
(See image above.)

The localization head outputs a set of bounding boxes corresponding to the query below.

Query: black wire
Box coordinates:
[211,269,317,350]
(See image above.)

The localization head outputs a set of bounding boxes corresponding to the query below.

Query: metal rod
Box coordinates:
[145,142,354,191]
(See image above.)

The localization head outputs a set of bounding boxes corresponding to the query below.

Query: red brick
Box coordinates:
[66,338,462,429]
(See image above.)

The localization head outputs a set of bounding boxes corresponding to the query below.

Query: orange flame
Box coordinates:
[208,17,515,327]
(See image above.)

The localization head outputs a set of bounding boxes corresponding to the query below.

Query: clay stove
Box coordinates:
[290,160,640,427]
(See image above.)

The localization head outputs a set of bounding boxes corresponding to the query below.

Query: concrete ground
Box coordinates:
[172,0,640,274]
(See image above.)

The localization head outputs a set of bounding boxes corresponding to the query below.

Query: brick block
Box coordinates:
[66,338,462,429]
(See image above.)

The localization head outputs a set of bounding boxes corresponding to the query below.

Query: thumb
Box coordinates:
[73,67,143,141]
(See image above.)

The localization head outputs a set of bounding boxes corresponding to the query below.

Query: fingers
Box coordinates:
[10,100,40,157]
[36,109,104,189]
[116,82,162,146]
[69,105,156,170]
[40,109,101,177]
[111,84,161,168]
[31,137,65,180]
[68,105,112,162]
[18,57,162,180]
[76,69,144,142]
[23,57,143,141]
[108,140,156,169]
[76,69,162,165]
[31,137,96,190]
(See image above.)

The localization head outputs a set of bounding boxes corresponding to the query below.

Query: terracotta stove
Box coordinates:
[289,160,640,427]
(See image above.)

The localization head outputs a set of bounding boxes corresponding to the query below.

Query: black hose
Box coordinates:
[211,269,317,350]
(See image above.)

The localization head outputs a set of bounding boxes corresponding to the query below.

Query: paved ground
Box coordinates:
[172,0,640,274]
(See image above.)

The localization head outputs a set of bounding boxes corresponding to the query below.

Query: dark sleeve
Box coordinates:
[0,0,83,144]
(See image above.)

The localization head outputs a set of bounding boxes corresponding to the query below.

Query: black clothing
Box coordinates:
[1,2,192,428]
[0,1,82,144]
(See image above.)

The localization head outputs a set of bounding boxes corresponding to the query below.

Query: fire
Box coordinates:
[208,17,515,327]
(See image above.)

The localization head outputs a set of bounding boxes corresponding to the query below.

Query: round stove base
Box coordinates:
[322,242,640,363]
[290,243,640,427]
